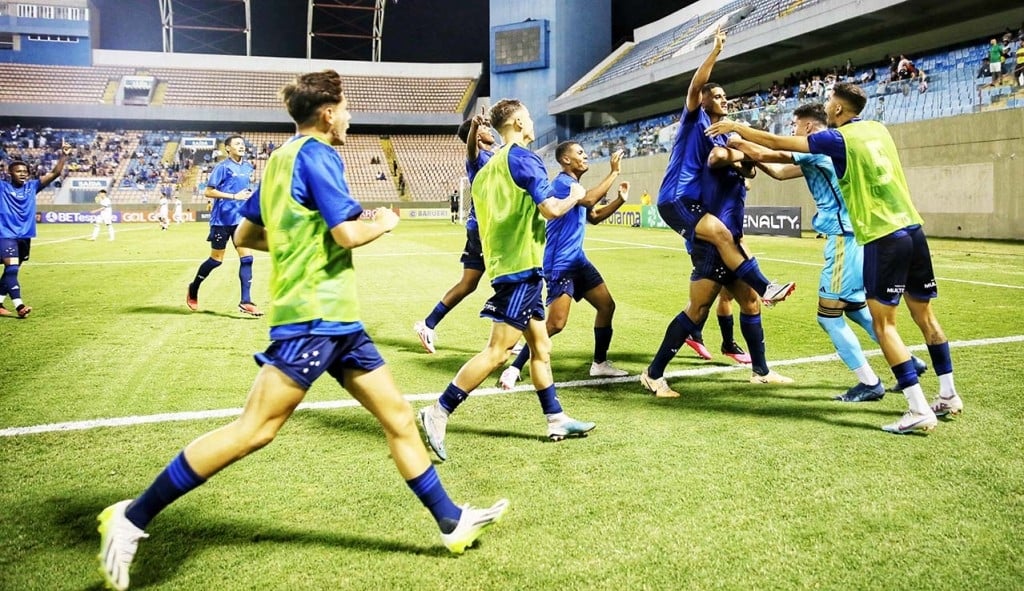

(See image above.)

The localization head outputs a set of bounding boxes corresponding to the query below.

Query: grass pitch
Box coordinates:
[1,221,1022,590]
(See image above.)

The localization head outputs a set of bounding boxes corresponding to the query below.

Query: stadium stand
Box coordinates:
[389,134,466,201]
[0,63,473,113]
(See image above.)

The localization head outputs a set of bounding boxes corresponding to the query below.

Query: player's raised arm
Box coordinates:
[588,181,629,225]
[687,26,726,113]
[580,149,623,207]
[39,140,71,189]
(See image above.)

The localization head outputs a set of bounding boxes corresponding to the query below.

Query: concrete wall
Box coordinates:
[582,109,1024,240]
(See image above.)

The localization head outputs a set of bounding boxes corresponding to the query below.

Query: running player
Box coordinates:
[186,135,262,316]
[96,70,507,591]
[418,99,596,462]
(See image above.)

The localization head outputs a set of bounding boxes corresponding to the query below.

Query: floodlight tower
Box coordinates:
[307,0,387,62]
[159,0,251,56]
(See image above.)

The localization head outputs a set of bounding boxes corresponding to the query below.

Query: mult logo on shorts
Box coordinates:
[923,280,936,289]
[886,286,906,294]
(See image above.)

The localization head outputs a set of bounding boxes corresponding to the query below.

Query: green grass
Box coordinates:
[2,221,1022,590]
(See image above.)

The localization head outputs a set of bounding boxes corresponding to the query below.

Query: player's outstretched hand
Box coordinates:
[617,180,630,201]
[61,140,72,156]
[705,119,739,137]
[374,207,400,232]
[609,149,625,172]
[713,25,726,53]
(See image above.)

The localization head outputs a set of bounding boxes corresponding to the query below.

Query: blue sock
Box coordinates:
[717,314,734,345]
[536,384,562,415]
[649,312,699,379]
[125,452,206,529]
[511,344,531,370]
[238,255,254,303]
[0,265,9,298]
[891,359,919,391]
[844,304,878,342]
[190,258,222,295]
[593,326,612,363]
[818,314,867,371]
[3,264,21,300]
[438,383,469,414]
[735,258,769,296]
[926,342,953,376]
[406,466,461,533]
[425,302,450,330]
[740,313,768,375]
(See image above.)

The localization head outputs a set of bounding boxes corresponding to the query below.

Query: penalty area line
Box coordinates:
[2,334,1022,438]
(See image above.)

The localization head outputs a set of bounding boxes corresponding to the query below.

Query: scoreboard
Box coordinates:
[491,19,549,73]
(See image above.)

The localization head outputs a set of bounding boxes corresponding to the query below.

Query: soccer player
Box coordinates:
[0,141,70,318]
[449,188,459,223]
[413,113,495,353]
[155,194,169,231]
[498,142,630,389]
[172,195,184,224]
[186,134,263,316]
[418,98,596,462]
[96,70,508,591]
[655,25,795,307]
[89,188,116,241]
[726,103,927,401]
[707,82,962,434]
[641,137,794,398]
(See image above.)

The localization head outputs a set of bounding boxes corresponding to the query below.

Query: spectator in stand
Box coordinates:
[989,38,1004,85]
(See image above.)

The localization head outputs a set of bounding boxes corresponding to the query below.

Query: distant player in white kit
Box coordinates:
[156,195,169,230]
[172,195,184,224]
[90,189,115,241]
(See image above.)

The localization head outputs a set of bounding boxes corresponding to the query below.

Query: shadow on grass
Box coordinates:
[48,494,446,590]
[124,305,256,319]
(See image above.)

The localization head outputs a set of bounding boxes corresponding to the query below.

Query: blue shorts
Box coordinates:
[545,259,604,306]
[481,277,545,331]
[863,225,937,306]
[0,238,30,263]
[689,238,737,285]
[254,330,386,390]
[658,198,706,236]
[207,225,238,250]
[819,234,866,303]
[460,226,485,271]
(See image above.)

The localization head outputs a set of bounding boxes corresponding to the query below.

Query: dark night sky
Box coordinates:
[94,1,693,63]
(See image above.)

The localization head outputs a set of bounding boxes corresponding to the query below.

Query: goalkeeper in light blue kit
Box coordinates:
[708,82,962,435]
[727,102,928,402]
[97,70,507,591]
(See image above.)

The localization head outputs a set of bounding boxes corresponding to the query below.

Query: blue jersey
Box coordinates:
[657,106,714,206]
[465,148,492,231]
[0,179,40,238]
[241,135,364,341]
[792,152,853,235]
[208,157,255,227]
[543,172,587,274]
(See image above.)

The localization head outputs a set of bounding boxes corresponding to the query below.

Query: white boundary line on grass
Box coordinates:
[3,334,1022,438]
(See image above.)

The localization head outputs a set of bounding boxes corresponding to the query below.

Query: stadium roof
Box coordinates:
[550,0,1023,121]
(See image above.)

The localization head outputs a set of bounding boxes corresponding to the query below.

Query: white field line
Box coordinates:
[758,256,1024,290]
[2,334,1021,438]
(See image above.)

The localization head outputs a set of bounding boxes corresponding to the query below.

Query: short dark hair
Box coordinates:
[792,102,827,126]
[457,118,473,144]
[701,82,723,96]
[8,160,28,172]
[489,99,524,131]
[555,140,579,163]
[280,70,344,126]
[223,134,245,149]
[832,83,868,115]
[97,189,107,194]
